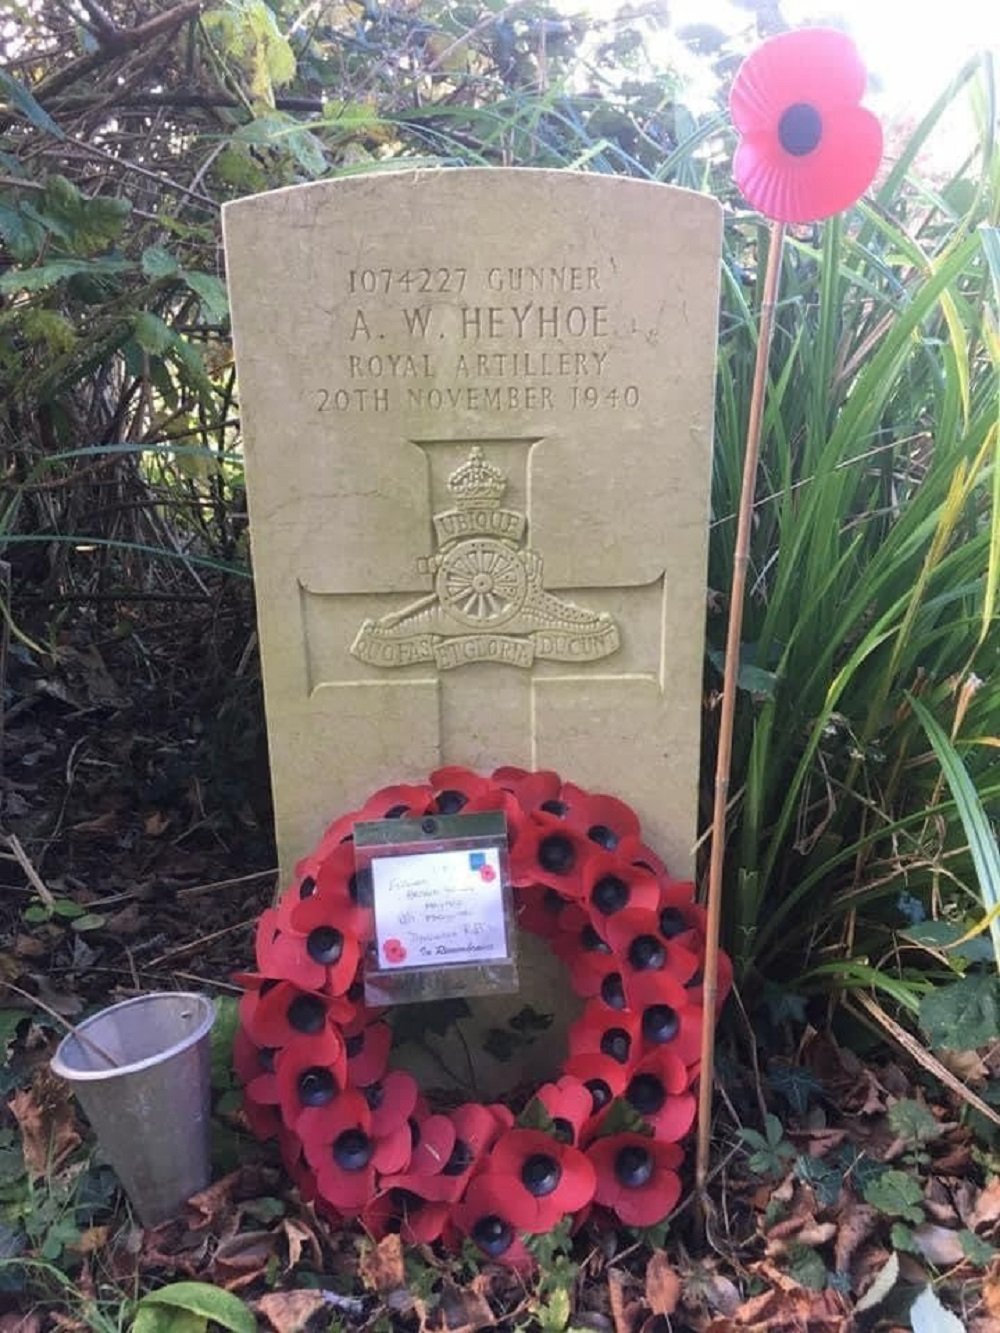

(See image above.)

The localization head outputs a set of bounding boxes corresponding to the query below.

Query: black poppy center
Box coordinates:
[540,799,568,817]
[521,1153,561,1196]
[778,102,822,157]
[473,1214,513,1256]
[287,994,326,1034]
[642,1004,680,1044]
[592,875,629,915]
[587,823,619,850]
[585,1078,612,1112]
[627,1072,666,1115]
[436,788,468,814]
[349,869,373,907]
[298,875,317,900]
[333,1128,372,1170]
[600,1027,632,1063]
[297,1067,336,1107]
[442,1139,473,1176]
[307,926,344,965]
[614,1144,654,1189]
[601,973,626,1010]
[552,1117,575,1145]
[658,907,686,938]
[539,834,575,875]
[581,923,611,954]
[629,934,665,971]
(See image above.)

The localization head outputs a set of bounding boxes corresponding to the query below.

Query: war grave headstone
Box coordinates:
[223,169,721,1093]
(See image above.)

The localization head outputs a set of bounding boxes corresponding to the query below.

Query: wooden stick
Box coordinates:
[696,221,786,1203]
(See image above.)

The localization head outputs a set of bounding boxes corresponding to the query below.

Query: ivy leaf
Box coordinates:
[903,920,997,964]
[592,1098,652,1139]
[919,974,1000,1050]
[516,1097,556,1133]
[862,1169,924,1223]
[0,257,132,294]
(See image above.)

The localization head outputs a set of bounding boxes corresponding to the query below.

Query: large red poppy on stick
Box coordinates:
[730,27,882,224]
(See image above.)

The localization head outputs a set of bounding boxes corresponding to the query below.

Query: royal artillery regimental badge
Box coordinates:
[351,447,620,671]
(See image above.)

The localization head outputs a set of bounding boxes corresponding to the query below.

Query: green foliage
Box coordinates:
[737,1114,795,1179]
[862,1169,925,1224]
[888,1100,942,1148]
[132,1282,255,1333]
[919,973,1000,1049]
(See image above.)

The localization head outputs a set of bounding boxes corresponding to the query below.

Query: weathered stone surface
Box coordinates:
[224,168,721,1092]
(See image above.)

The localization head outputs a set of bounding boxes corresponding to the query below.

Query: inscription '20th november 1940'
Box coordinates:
[313,262,642,414]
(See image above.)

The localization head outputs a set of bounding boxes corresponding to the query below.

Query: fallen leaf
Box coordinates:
[255,1291,325,1333]
[359,1232,405,1292]
[644,1251,680,1316]
[8,1073,80,1175]
[834,1202,879,1274]
[435,1280,496,1333]
[913,1223,965,1268]
[607,1268,632,1333]
[144,811,170,837]
[0,1315,42,1333]
[281,1216,321,1270]
[69,1226,110,1256]
[982,1259,1000,1319]
[185,1169,242,1229]
[969,1177,1000,1231]
[213,1229,276,1288]
[14,935,47,959]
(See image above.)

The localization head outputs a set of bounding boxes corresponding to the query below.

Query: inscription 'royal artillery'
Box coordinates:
[351,447,620,672]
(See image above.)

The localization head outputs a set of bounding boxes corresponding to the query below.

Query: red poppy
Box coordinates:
[588,1132,683,1227]
[363,1069,418,1138]
[624,1049,696,1141]
[561,1052,629,1117]
[256,909,361,997]
[535,1078,593,1148]
[491,766,562,813]
[239,981,337,1049]
[302,1089,411,1214]
[482,1129,595,1232]
[730,27,882,224]
[274,1028,347,1135]
[553,912,619,997]
[381,1102,498,1204]
[464,784,530,847]
[515,883,576,941]
[278,1125,319,1204]
[343,1018,393,1088]
[382,938,407,965]
[581,853,660,931]
[452,1175,535,1270]
[557,783,641,852]
[625,972,704,1067]
[604,908,701,986]
[285,843,374,946]
[357,783,434,822]
[362,1187,451,1245]
[509,816,593,898]
[569,1001,640,1069]
[430,765,495,813]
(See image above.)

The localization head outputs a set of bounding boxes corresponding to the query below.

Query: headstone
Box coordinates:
[223,169,721,1093]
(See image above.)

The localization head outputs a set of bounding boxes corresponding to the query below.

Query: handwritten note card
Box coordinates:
[371,846,509,970]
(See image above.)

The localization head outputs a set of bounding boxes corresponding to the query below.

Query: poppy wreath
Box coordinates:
[235,767,733,1267]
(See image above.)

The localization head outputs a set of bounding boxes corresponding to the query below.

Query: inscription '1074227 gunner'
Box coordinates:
[351,447,620,672]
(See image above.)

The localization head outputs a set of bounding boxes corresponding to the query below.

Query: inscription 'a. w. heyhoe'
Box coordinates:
[351,447,620,672]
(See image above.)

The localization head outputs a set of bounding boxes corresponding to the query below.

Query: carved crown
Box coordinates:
[447,446,507,509]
